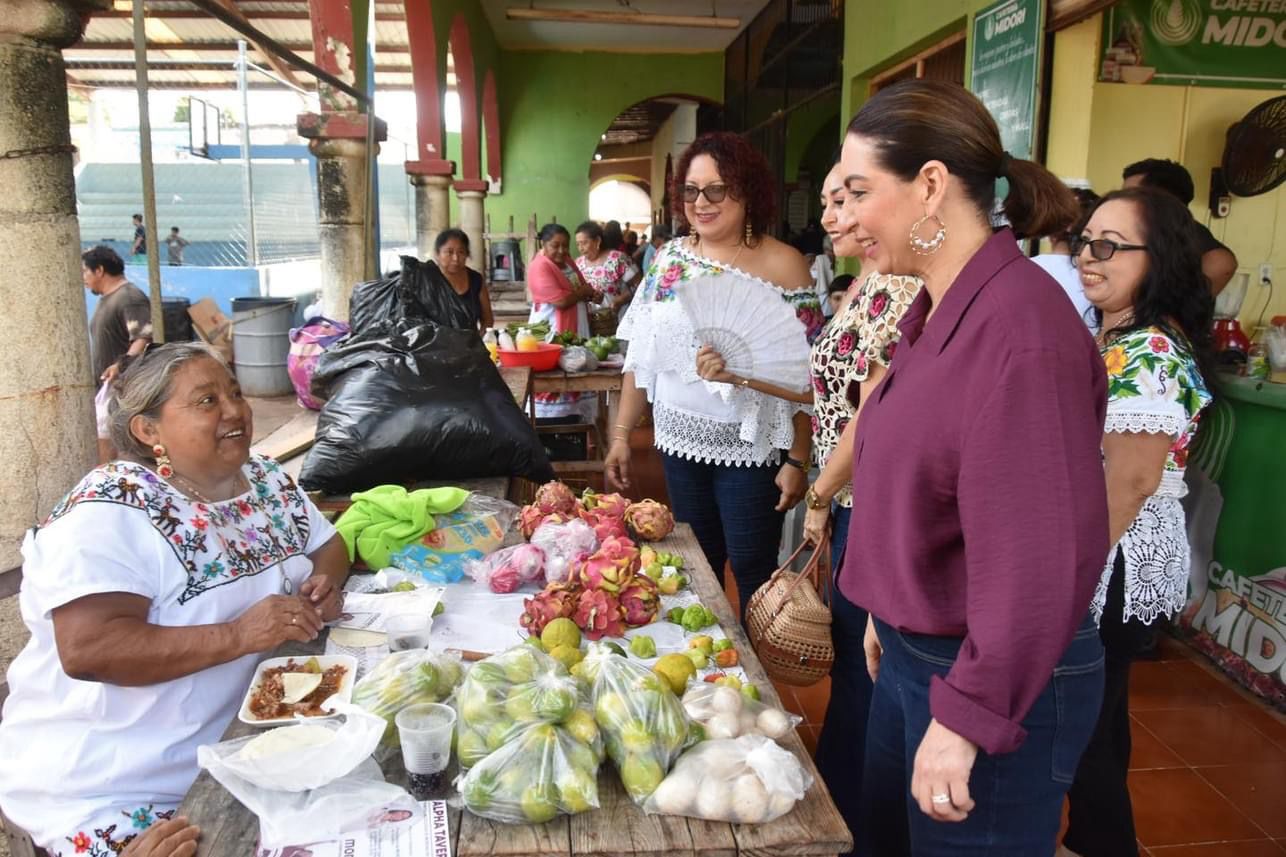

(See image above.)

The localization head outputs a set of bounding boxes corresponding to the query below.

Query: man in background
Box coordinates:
[1122,159,1238,295]
[130,213,147,263]
[165,226,190,266]
[640,224,672,277]
[83,245,153,461]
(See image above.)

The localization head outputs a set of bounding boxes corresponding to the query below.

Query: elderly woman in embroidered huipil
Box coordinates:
[0,343,349,857]
[1061,188,1215,857]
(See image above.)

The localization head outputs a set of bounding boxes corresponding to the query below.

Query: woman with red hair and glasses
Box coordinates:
[607,132,824,616]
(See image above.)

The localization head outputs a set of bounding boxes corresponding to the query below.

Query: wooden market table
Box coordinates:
[177,523,853,857]
[528,367,625,481]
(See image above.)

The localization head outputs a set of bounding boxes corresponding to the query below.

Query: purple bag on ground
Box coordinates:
[288,317,350,409]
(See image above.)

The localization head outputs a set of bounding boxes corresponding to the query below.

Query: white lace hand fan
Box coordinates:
[677,274,812,389]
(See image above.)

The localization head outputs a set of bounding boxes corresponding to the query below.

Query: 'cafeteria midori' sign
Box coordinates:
[1100,0,1286,89]
[970,0,1045,160]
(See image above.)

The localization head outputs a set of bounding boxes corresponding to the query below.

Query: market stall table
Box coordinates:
[177,523,853,857]
[529,367,624,480]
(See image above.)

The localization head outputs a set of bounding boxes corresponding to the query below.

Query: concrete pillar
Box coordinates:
[455,183,488,271]
[298,111,387,321]
[410,173,452,260]
[0,0,107,569]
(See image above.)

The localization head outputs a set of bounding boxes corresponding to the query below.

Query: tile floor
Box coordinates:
[762,628,1286,856]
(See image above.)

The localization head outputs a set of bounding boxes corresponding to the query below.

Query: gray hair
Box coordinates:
[107,342,233,461]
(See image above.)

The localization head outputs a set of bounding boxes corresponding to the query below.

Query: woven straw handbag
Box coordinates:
[745,540,834,686]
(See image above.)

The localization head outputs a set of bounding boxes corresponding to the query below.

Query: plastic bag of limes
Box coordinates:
[581,642,696,804]
[454,645,601,772]
[351,649,464,747]
[458,721,601,823]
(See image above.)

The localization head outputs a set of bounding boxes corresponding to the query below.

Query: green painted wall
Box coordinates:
[841,1,975,126]
[784,92,840,181]
[490,50,723,229]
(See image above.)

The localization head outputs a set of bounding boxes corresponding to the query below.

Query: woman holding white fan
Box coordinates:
[606,131,823,617]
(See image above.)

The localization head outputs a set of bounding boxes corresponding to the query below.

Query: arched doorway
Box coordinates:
[588,179,652,229]
[588,95,719,229]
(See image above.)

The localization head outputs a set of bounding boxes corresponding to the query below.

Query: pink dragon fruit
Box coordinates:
[573,588,627,640]
[533,481,580,516]
[520,507,572,540]
[581,489,630,520]
[575,535,641,592]
[519,586,579,635]
[578,506,628,543]
[624,499,675,542]
[618,573,659,627]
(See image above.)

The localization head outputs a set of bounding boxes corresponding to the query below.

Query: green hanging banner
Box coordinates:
[970,0,1045,160]
[1100,0,1286,90]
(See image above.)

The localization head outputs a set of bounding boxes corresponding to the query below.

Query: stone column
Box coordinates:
[408,172,452,260]
[0,0,107,570]
[298,111,387,321]
[454,180,489,271]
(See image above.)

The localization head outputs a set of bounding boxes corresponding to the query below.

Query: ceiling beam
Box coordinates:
[505,7,740,29]
[71,40,413,53]
[211,0,302,89]
[95,8,406,21]
[64,58,412,72]
[65,76,415,91]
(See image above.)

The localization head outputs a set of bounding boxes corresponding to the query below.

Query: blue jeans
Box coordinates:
[815,501,870,857]
[860,615,1104,856]
[659,452,784,618]
[831,503,853,574]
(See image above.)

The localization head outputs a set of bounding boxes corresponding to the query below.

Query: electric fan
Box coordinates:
[676,273,812,389]
[1222,95,1286,197]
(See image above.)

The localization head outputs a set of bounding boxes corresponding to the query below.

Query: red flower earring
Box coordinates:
[153,444,173,478]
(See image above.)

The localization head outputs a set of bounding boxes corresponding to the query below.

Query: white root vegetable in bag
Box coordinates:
[681,683,800,742]
[530,518,598,584]
[643,735,814,824]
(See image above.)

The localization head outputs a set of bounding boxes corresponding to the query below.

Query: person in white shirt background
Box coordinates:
[1032,185,1101,331]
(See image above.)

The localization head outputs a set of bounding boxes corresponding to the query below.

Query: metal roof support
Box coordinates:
[238,41,258,266]
[184,0,369,105]
[132,0,165,342]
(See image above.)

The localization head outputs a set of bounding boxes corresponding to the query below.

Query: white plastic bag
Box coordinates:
[681,683,800,742]
[530,518,598,584]
[644,735,814,823]
[197,699,385,792]
[201,755,419,849]
[463,543,546,593]
[94,381,112,439]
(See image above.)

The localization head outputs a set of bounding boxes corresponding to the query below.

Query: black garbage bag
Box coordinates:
[347,255,477,338]
[299,322,554,494]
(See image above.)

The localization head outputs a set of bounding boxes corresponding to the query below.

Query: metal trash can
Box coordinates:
[490,238,523,282]
[231,296,296,396]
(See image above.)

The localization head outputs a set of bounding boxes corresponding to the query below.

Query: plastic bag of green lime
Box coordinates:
[458,722,601,823]
[454,645,599,771]
[352,649,464,747]
[581,642,697,804]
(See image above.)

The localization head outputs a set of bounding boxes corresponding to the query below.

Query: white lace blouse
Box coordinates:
[618,239,825,467]
[1092,327,1212,626]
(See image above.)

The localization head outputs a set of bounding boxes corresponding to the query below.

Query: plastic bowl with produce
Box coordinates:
[499,343,563,371]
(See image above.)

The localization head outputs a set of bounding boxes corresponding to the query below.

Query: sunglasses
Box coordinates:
[682,183,730,204]
[1070,236,1148,263]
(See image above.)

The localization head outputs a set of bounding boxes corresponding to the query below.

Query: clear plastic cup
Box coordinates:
[385,613,432,652]
[395,703,456,799]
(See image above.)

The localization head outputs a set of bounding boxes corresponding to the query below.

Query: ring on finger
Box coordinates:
[930,793,952,805]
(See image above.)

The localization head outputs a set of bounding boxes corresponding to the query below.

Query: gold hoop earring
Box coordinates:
[153,444,173,478]
[909,213,946,256]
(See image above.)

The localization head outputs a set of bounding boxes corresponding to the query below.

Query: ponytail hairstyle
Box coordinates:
[846,80,1077,238]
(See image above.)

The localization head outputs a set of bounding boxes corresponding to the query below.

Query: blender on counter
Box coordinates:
[1213,272,1251,372]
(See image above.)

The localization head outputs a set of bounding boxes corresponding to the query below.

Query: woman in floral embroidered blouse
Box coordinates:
[1061,188,1215,857]
[608,132,822,618]
[575,220,638,310]
[0,343,349,857]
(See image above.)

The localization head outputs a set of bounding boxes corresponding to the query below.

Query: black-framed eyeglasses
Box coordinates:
[682,183,730,204]
[1070,236,1148,263]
